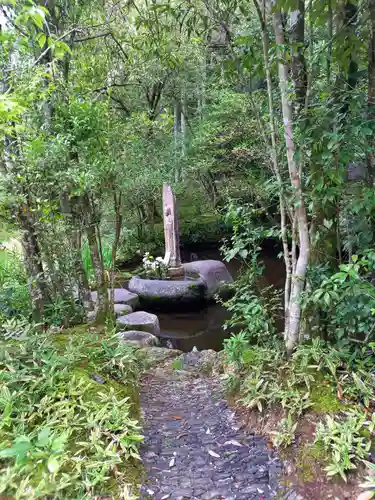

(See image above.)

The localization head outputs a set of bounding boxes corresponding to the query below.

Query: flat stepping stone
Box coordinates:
[86,303,132,322]
[117,311,160,336]
[114,303,132,317]
[118,330,159,348]
[91,288,139,309]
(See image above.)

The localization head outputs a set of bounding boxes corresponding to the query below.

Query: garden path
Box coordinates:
[138,357,294,500]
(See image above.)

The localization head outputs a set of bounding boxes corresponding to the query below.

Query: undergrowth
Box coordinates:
[223,337,375,481]
[0,327,144,499]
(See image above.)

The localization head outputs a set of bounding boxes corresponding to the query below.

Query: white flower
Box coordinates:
[156,257,164,262]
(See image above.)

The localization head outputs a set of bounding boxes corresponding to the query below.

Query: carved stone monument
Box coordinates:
[163,183,183,276]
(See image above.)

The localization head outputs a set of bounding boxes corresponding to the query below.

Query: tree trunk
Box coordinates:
[85,199,108,323]
[181,93,187,158]
[110,191,123,311]
[72,229,93,313]
[273,7,310,356]
[367,0,375,185]
[289,1,306,115]
[19,209,49,322]
[254,0,292,323]
[327,0,333,83]
[174,100,182,182]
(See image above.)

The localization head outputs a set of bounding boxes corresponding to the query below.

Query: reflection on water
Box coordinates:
[156,246,285,352]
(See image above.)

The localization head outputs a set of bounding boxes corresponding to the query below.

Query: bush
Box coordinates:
[315,411,372,481]
[0,328,144,498]
[305,252,375,348]
[0,250,30,320]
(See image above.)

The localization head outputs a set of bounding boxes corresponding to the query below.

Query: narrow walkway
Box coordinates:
[139,363,282,500]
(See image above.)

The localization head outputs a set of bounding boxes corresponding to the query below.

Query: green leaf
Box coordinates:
[324,292,331,307]
[0,436,32,459]
[47,456,60,473]
[51,431,69,452]
[37,427,50,447]
[239,249,248,259]
[36,32,47,49]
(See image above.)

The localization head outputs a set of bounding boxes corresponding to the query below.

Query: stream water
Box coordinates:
[122,244,285,352]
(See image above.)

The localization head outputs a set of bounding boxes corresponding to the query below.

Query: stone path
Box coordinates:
[139,361,283,500]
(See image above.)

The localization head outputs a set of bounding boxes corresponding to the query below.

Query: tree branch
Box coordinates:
[34,28,76,66]
[74,32,110,43]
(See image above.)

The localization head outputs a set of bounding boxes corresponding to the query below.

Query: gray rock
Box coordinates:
[117,311,160,335]
[179,349,219,375]
[118,330,159,348]
[182,260,233,299]
[91,288,139,309]
[128,276,205,307]
[139,346,182,366]
[86,310,96,323]
[114,303,132,317]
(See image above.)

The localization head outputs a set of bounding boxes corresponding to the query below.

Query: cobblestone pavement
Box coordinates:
[139,367,283,500]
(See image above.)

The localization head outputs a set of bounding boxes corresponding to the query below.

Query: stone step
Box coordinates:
[118,330,159,348]
[90,288,139,309]
[117,311,160,336]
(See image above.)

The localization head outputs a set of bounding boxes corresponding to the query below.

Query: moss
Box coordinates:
[171,357,183,370]
[295,441,327,483]
[72,366,139,410]
[309,382,345,413]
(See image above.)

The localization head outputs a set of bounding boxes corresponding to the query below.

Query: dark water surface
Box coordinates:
[143,246,285,352]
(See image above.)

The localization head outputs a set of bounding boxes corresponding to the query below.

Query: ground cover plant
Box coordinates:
[0,327,144,499]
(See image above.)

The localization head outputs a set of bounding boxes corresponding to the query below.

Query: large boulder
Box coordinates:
[183,260,233,299]
[128,276,205,309]
[117,311,160,336]
[91,288,139,309]
[118,330,159,348]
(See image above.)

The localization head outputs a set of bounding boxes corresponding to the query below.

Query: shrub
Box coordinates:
[0,250,30,320]
[271,413,298,449]
[315,411,371,481]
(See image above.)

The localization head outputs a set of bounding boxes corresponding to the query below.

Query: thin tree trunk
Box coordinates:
[174,100,182,182]
[289,0,306,114]
[254,0,292,322]
[85,199,108,323]
[367,0,375,185]
[327,0,333,83]
[110,191,123,310]
[181,93,187,158]
[273,7,310,356]
[20,209,49,322]
[72,228,93,313]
